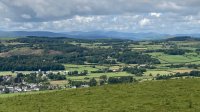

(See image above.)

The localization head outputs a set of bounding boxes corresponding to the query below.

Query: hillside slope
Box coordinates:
[1,79,200,112]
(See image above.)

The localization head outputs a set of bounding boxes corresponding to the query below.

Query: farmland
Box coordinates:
[0,36,200,111]
[1,36,200,82]
[1,37,200,89]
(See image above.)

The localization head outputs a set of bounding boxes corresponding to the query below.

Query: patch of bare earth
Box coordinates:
[48,50,63,55]
[0,48,44,57]
[50,80,68,85]
[172,69,193,73]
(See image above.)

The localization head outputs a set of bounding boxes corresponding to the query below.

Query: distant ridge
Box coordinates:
[0,31,66,37]
[0,30,200,40]
[166,36,200,41]
[64,31,171,40]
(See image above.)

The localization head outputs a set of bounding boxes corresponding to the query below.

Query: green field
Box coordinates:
[64,64,107,72]
[71,42,111,49]
[0,71,38,76]
[0,71,16,76]
[64,64,132,81]
[0,79,200,112]
[144,70,172,76]
[149,52,200,64]
[67,72,131,81]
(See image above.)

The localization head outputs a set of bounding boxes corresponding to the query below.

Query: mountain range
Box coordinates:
[0,30,200,40]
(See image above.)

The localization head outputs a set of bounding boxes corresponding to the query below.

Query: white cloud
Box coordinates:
[0,0,200,34]
[4,18,11,22]
[184,15,194,21]
[157,1,183,10]
[139,18,151,26]
[21,14,31,19]
[150,12,161,17]
[74,16,96,23]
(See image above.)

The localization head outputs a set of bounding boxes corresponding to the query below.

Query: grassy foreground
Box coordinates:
[1,79,200,112]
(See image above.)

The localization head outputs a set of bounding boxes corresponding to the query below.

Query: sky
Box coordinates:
[0,0,200,34]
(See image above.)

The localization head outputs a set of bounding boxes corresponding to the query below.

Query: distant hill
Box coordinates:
[166,36,200,41]
[0,31,67,37]
[0,30,170,40]
[64,31,171,40]
[0,79,200,112]
[0,30,200,40]
[175,34,200,38]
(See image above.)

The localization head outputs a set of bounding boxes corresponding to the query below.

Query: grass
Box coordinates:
[70,42,111,49]
[144,70,172,76]
[0,71,38,76]
[50,80,68,85]
[0,79,200,112]
[0,71,16,76]
[144,68,196,77]
[149,52,200,64]
[67,72,131,81]
[64,64,107,72]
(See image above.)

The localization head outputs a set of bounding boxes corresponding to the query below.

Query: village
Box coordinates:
[0,66,136,94]
[0,69,91,94]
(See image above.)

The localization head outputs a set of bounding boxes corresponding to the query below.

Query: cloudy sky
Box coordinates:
[0,0,200,34]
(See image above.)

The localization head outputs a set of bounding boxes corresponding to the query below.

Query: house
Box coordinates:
[112,69,121,72]
[3,75,13,81]
[34,88,40,91]
[81,85,90,88]
[6,87,14,93]
[29,84,37,88]
[70,86,76,89]
[15,87,23,92]
[139,64,147,68]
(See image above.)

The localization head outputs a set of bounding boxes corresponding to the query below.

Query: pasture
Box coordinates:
[0,79,200,112]
[148,52,200,64]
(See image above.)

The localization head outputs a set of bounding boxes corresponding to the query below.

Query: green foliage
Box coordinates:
[68,70,88,76]
[164,49,187,55]
[0,79,200,112]
[155,71,200,80]
[47,73,66,80]
[116,51,160,64]
[0,37,162,71]
[99,75,108,81]
[3,87,10,94]
[123,67,146,76]
[0,55,65,71]
[69,80,88,87]
[108,76,134,84]
[89,78,97,87]
[166,64,200,69]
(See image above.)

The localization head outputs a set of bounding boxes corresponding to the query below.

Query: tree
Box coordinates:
[99,80,105,86]
[108,77,120,84]
[100,75,107,82]
[108,76,135,84]
[4,87,10,94]
[89,78,97,87]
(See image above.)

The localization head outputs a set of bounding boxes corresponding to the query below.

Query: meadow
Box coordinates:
[0,78,200,112]
[148,52,200,64]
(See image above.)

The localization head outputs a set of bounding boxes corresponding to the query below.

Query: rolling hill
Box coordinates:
[0,30,171,40]
[0,30,200,41]
[0,31,67,37]
[0,79,200,112]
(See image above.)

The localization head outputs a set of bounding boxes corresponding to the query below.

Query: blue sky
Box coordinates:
[0,0,200,34]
